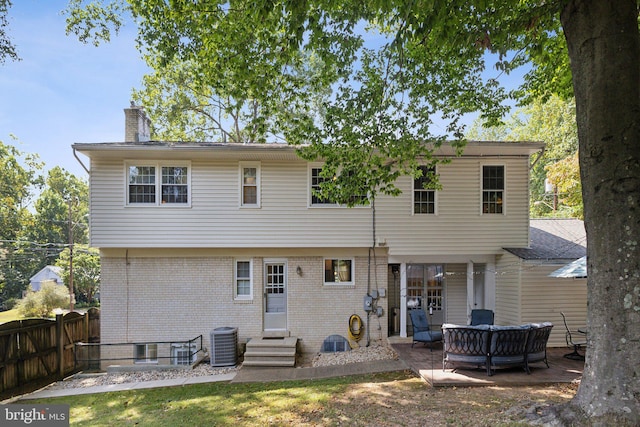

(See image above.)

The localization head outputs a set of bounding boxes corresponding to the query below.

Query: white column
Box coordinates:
[485,261,496,311]
[400,263,407,337]
[466,261,474,324]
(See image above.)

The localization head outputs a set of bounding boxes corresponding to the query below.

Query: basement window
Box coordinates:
[134,343,158,364]
[171,343,197,365]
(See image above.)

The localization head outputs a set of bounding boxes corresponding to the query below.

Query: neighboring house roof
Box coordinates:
[504,218,586,261]
[29,265,64,291]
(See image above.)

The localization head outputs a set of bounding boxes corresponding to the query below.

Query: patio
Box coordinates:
[390,340,584,387]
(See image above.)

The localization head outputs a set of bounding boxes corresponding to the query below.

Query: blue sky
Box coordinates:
[1,0,148,177]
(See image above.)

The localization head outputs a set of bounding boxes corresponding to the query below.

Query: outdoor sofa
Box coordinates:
[442,322,553,376]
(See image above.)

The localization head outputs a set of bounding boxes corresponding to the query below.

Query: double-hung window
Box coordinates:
[161,166,189,203]
[235,259,253,300]
[239,162,260,207]
[128,166,156,203]
[482,165,504,214]
[310,166,368,206]
[127,162,190,206]
[310,167,332,205]
[414,165,436,214]
[324,258,354,285]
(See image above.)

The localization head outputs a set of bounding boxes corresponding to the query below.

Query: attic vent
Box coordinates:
[321,334,350,353]
[210,327,238,367]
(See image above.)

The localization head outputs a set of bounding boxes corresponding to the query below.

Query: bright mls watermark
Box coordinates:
[1,404,69,426]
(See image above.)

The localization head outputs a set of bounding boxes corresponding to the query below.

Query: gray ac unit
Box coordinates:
[210,327,238,367]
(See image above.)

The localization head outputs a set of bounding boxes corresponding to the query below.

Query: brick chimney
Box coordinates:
[124,103,151,142]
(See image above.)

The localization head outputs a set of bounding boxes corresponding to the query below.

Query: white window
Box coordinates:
[309,165,368,207]
[127,162,191,206]
[239,162,260,207]
[310,166,333,205]
[134,343,158,364]
[413,165,436,214]
[482,165,504,214]
[324,258,354,285]
[406,264,444,311]
[171,343,197,365]
[235,259,253,299]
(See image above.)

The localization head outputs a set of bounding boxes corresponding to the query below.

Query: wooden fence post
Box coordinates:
[56,314,64,378]
[84,311,89,343]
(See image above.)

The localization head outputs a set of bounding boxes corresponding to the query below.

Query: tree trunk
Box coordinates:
[561,0,640,424]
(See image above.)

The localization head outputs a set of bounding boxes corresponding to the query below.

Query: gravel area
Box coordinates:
[45,344,397,391]
[311,343,398,367]
[47,364,238,390]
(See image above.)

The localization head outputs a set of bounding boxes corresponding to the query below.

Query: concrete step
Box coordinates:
[242,358,296,367]
[242,336,298,367]
[246,336,297,349]
[244,348,296,357]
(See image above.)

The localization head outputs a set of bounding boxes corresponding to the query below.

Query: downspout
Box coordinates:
[73,147,90,174]
[367,199,376,347]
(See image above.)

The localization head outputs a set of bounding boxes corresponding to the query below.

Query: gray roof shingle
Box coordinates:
[504,219,586,260]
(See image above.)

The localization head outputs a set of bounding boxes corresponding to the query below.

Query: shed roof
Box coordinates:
[504,218,586,261]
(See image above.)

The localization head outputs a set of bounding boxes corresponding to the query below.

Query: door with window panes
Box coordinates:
[264,261,287,330]
[406,264,445,328]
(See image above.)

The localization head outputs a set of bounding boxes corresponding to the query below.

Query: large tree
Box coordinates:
[0,138,42,300]
[18,166,90,290]
[67,0,639,423]
[467,96,582,218]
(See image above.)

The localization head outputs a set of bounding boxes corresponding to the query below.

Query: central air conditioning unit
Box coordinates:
[210,327,238,367]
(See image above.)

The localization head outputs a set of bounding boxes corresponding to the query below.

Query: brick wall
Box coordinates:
[100,251,389,365]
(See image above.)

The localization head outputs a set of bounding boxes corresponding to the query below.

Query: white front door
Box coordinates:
[264,261,287,331]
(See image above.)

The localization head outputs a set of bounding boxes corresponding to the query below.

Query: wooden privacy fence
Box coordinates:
[0,308,100,396]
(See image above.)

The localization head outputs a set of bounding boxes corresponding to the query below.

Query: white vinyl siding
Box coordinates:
[495,251,587,347]
[443,263,467,325]
[89,156,531,254]
[375,157,530,256]
[495,252,522,326]
[519,260,587,347]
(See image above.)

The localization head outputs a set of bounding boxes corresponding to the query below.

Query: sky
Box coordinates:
[1,0,148,178]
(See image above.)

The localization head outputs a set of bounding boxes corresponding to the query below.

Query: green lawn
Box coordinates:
[0,308,21,324]
[27,371,577,426]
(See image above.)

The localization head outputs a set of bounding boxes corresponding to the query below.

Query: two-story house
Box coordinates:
[73,106,585,367]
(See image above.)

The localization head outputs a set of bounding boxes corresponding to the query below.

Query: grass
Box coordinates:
[27,371,578,426]
[0,308,21,324]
